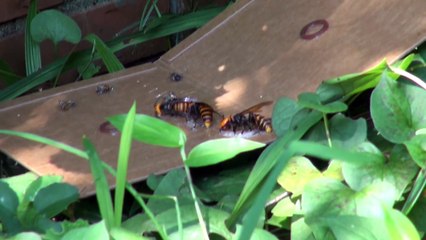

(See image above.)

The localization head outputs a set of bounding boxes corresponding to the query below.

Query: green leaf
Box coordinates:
[108,114,186,148]
[25,0,41,75]
[371,71,426,143]
[298,92,347,113]
[44,219,89,239]
[342,144,418,200]
[234,224,278,240]
[277,156,323,197]
[77,62,100,80]
[404,134,426,168]
[23,176,63,204]
[1,173,38,202]
[83,137,115,230]
[271,197,296,218]
[302,179,396,225]
[305,114,367,149]
[289,140,385,165]
[271,97,301,137]
[324,215,389,240]
[186,138,265,167]
[33,183,79,218]
[383,206,420,240]
[30,9,81,45]
[8,232,42,240]
[110,227,149,240]
[0,181,21,233]
[114,103,136,226]
[85,34,124,73]
[61,220,109,240]
[401,169,426,215]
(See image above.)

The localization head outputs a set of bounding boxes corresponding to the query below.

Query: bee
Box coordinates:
[96,84,113,95]
[154,92,216,128]
[220,101,273,134]
[58,100,76,112]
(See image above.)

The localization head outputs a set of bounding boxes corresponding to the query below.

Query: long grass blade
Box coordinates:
[83,137,115,230]
[25,0,42,76]
[114,102,136,226]
[85,34,124,73]
[139,0,160,30]
[401,168,426,215]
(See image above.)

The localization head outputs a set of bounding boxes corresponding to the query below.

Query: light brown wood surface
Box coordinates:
[0,0,425,197]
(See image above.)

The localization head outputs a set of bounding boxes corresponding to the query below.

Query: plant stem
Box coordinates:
[180,146,210,240]
[323,113,332,147]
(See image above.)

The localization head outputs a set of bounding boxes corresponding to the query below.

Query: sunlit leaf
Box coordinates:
[31,10,81,45]
[271,197,296,218]
[108,114,186,148]
[8,232,42,240]
[277,156,322,197]
[371,71,426,143]
[404,134,426,168]
[186,138,265,167]
[343,142,418,201]
[383,206,420,240]
[62,220,109,240]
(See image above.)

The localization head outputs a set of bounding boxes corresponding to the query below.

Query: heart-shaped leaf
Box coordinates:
[30,10,81,45]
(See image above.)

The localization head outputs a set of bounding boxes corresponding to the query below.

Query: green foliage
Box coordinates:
[30,10,81,45]
[0,174,79,237]
[25,0,41,76]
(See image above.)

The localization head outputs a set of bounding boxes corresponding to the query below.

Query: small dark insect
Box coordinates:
[154,92,216,128]
[170,73,183,82]
[99,121,119,136]
[96,84,114,95]
[58,100,76,112]
[220,101,273,134]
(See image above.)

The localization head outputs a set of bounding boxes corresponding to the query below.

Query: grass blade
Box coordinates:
[401,168,426,215]
[139,0,160,31]
[85,34,124,73]
[0,60,21,85]
[25,0,42,76]
[83,137,115,230]
[114,102,136,226]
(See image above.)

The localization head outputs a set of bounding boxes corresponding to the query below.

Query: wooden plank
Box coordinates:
[0,0,425,197]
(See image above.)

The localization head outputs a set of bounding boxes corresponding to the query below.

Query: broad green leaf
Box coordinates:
[85,34,124,73]
[305,114,367,149]
[114,102,136,226]
[141,204,232,239]
[1,173,38,202]
[289,141,385,165]
[233,224,278,240]
[8,232,42,240]
[324,215,389,240]
[303,179,397,232]
[291,217,315,240]
[0,181,21,233]
[62,220,109,240]
[371,71,426,143]
[110,227,149,240]
[271,97,301,137]
[186,138,265,167]
[322,161,343,180]
[108,114,186,148]
[383,206,420,240]
[83,137,115,230]
[271,197,296,218]
[44,219,89,239]
[23,175,62,203]
[147,168,187,214]
[277,156,323,197]
[317,55,414,101]
[404,134,426,168]
[33,183,79,218]
[298,92,347,113]
[30,9,81,45]
[343,144,418,200]
[25,0,41,76]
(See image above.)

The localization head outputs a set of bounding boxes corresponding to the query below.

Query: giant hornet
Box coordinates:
[220,101,273,134]
[154,92,217,128]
